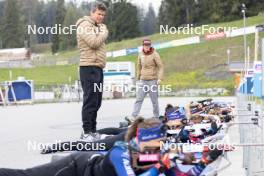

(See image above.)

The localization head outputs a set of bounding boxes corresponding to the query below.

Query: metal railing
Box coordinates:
[237,93,264,176]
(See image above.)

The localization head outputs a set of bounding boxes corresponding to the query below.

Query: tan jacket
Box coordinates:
[76,16,108,68]
[137,49,164,80]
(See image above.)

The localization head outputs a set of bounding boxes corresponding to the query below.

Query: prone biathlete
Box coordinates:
[163,104,220,144]
[0,118,223,176]
[42,103,222,155]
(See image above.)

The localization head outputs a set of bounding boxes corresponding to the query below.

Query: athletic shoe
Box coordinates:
[80,132,97,142]
[92,132,102,140]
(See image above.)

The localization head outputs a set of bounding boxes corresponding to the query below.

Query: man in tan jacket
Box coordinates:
[76,2,108,140]
[131,39,164,119]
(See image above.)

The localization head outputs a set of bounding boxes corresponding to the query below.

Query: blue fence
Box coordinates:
[238,37,264,98]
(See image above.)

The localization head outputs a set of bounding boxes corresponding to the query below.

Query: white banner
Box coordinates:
[225,26,256,37]
[112,49,127,58]
[171,36,200,47]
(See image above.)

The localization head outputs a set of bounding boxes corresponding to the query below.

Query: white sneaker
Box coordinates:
[80,132,96,142]
[92,133,102,141]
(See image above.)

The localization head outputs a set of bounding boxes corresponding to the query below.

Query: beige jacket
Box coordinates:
[76,16,108,68]
[137,48,164,80]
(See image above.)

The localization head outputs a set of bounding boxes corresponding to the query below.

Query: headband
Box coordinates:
[137,124,166,142]
[167,107,186,120]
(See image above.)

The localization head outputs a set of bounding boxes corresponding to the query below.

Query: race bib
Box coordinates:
[139,154,159,162]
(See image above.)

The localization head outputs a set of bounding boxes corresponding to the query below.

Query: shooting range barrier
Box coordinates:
[236,36,264,175]
[0,78,34,105]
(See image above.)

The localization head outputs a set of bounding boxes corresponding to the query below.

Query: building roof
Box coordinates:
[228,61,253,72]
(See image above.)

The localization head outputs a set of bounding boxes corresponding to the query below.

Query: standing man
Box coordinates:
[76,2,108,140]
[130,39,164,120]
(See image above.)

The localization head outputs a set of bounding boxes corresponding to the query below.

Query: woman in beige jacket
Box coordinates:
[131,39,164,119]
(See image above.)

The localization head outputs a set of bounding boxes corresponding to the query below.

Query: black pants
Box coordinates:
[80,66,103,133]
[0,152,101,176]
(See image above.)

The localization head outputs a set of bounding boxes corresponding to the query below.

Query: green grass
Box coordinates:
[40,49,79,61]
[106,15,264,51]
[2,15,264,93]
[162,71,234,90]
[108,31,264,69]
[0,65,78,86]
[41,15,264,61]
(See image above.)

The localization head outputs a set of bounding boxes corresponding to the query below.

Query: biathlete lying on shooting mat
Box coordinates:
[41,102,232,154]
[161,104,223,144]
[38,104,192,154]
[186,99,234,118]
[0,117,230,176]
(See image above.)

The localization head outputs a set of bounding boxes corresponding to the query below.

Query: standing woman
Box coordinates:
[131,39,164,119]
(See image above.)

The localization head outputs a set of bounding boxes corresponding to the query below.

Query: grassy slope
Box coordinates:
[0,15,263,91]
[42,15,264,60]
[0,65,78,86]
